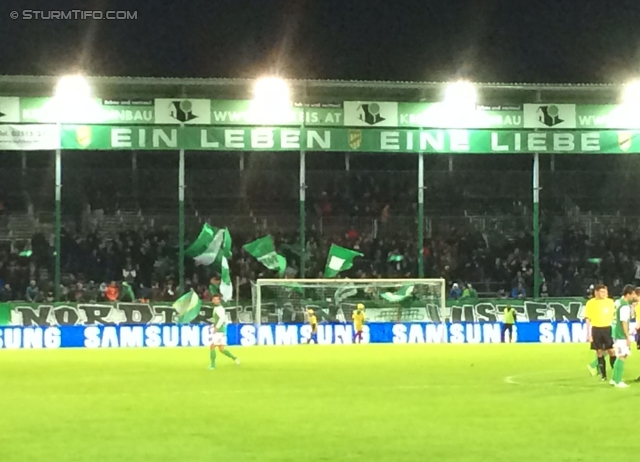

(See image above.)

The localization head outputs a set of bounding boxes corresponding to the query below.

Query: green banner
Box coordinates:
[16,97,155,124]
[397,103,523,128]
[0,97,344,126]
[360,102,640,130]
[2,96,640,129]
[210,100,343,126]
[59,125,640,153]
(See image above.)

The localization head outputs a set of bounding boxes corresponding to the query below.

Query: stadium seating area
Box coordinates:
[1,151,640,302]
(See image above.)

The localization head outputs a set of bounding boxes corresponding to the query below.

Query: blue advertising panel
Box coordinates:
[0,322,591,349]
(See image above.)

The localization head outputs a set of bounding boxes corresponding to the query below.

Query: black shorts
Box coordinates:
[590,326,614,351]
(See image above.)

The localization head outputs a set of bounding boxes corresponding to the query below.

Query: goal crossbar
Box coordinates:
[257,278,446,286]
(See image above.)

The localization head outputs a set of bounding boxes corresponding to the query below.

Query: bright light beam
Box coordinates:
[250,77,292,124]
[622,80,640,105]
[53,75,97,123]
[55,75,91,102]
[443,80,477,108]
[253,77,290,105]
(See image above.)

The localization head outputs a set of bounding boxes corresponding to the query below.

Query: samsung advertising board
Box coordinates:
[0,321,597,349]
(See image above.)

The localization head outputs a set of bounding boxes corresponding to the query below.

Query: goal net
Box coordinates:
[251,278,446,325]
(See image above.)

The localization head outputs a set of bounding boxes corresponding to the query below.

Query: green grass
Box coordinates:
[1,344,638,462]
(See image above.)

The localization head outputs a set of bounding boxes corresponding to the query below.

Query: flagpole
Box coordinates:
[418,151,424,278]
[533,151,540,299]
[178,123,186,296]
[54,121,62,302]
[533,90,541,300]
[299,86,307,278]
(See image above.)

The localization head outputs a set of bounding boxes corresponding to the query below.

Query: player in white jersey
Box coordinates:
[208,293,240,370]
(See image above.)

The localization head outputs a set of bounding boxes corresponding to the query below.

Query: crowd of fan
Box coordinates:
[1,215,639,303]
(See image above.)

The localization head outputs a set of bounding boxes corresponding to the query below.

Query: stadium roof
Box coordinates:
[0,75,625,103]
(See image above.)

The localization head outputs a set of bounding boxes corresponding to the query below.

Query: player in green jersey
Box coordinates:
[208,293,240,370]
[611,285,637,388]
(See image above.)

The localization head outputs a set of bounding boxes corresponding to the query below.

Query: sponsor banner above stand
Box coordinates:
[1,96,640,129]
[0,321,601,349]
[58,125,640,153]
[4,299,589,327]
[0,97,343,127]
[0,124,58,150]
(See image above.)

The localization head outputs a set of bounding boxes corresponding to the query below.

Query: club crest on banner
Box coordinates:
[348,129,362,149]
[75,126,92,148]
[618,131,633,152]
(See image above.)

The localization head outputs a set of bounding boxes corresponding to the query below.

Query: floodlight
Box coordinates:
[253,77,290,105]
[52,74,96,123]
[443,80,477,108]
[250,76,292,124]
[55,75,91,102]
[622,80,640,105]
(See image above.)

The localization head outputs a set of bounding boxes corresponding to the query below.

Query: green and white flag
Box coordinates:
[243,235,286,277]
[183,224,234,302]
[173,290,202,324]
[220,256,233,302]
[185,224,231,266]
[335,284,358,305]
[381,285,415,303]
[324,244,363,278]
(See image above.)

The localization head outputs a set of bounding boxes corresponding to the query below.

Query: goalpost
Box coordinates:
[251,278,446,327]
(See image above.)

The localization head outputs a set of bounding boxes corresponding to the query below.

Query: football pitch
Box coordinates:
[1,344,638,462]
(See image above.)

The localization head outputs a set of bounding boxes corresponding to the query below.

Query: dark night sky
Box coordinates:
[1,0,640,83]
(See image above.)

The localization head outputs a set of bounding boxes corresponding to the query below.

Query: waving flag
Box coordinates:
[173,290,202,324]
[220,257,233,301]
[185,224,231,267]
[324,244,363,277]
[381,285,415,303]
[243,235,287,277]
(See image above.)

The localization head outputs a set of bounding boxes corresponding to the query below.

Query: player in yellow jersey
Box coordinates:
[352,303,366,343]
[305,308,318,344]
[585,284,616,381]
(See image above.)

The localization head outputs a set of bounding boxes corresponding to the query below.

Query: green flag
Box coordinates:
[216,228,233,263]
[276,255,287,277]
[173,290,202,324]
[388,254,403,263]
[185,225,231,266]
[324,244,363,277]
[588,258,602,264]
[244,236,287,277]
[283,283,304,294]
[220,256,233,302]
[335,284,358,305]
[381,285,415,303]
[0,303,11,326]
[121,282,135,302]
